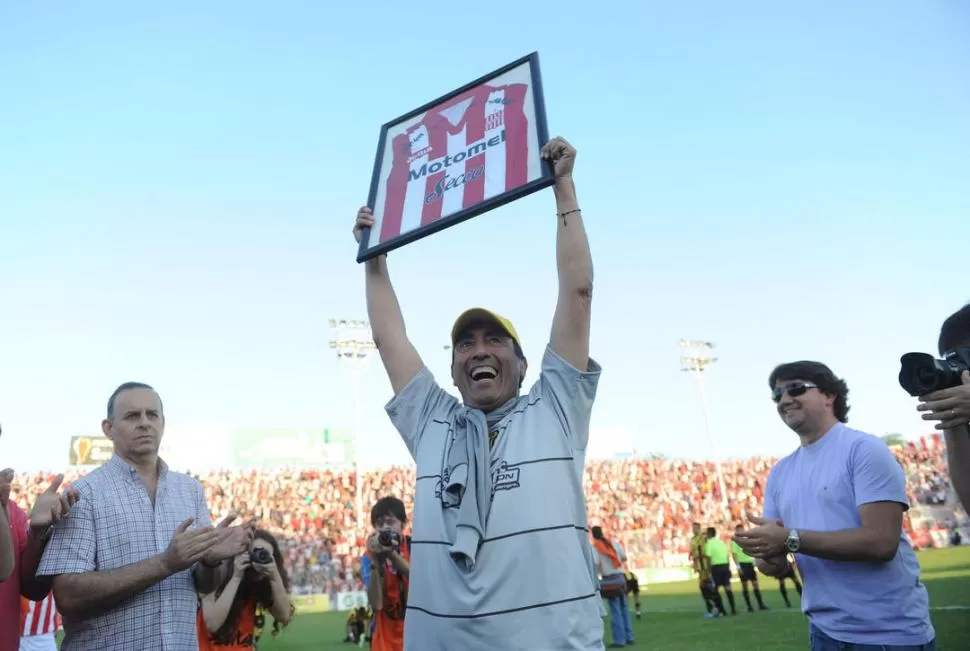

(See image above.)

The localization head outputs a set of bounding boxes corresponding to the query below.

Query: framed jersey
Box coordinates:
[356,51,554,263]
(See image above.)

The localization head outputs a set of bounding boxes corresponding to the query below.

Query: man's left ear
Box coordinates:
[519,357,528,380]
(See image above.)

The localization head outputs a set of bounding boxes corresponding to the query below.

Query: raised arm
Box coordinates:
[543,138,593,371]
[354,207,425,394]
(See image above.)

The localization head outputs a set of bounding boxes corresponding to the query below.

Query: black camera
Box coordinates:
[378,528,401,548]
[250,547,273,565]
[898,349,970,397]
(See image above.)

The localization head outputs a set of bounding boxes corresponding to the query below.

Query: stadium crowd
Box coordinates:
[7,433,961,598]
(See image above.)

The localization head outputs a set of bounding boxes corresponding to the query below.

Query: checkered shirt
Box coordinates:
[37,455,213,651]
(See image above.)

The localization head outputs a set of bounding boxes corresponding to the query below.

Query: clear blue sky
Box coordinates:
[1,1,968,471]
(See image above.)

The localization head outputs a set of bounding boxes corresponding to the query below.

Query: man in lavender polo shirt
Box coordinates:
[734,361,935,651]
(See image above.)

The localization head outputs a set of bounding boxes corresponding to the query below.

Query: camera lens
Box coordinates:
[378,529,399,547]
[899,353,943,397]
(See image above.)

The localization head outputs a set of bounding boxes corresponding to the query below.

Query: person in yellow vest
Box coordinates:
[731,524,768,612]
[689,523,725,618]
[704,527,737,616]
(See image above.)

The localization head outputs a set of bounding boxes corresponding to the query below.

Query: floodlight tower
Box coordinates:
[679,339,728,514]
[329,318,376,529]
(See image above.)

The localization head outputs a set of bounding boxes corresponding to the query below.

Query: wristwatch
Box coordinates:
[785,529,801,553]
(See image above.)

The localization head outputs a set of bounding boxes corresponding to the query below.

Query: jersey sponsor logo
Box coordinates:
[424,164,484,205]
[408,129,507,183]
[491,459,521,492]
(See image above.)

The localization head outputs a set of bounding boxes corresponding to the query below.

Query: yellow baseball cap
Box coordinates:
[450,308,521,349]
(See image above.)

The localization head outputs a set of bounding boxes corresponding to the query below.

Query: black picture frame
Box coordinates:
[356,51,554,263]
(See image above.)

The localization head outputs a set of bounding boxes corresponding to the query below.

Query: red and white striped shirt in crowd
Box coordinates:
[20,595,61,637]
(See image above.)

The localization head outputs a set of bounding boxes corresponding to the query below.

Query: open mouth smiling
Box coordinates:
[470,366,498,382]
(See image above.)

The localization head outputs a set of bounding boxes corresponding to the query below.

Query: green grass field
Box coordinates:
[254,547,970,651]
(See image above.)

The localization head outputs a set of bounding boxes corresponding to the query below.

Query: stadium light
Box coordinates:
[678,338,729,517]
[329,318,377,530]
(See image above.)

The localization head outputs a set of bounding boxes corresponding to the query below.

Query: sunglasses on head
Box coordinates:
[771,381,818,403]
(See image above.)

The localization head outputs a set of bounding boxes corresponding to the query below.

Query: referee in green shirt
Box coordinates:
[732,524,768,612]
[704,527,738,615]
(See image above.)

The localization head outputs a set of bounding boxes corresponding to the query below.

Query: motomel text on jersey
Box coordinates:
[418,130,505,205]
[410,129,506,183]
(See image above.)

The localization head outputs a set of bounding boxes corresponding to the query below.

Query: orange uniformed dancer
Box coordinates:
[197,529,295,651]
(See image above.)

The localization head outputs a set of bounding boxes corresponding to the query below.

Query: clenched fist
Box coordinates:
[540,136,577,180]
[353,207,375,244]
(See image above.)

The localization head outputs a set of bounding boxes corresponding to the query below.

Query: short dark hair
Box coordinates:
[939,302,970,355]
[106,382,159,419]
[706,527,716,537]
[370,496,407,528]
[591,525,604,540]
[768,360,850,423]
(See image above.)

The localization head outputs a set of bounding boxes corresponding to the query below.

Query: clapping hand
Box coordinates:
[203,513,256,565]
[732,511,788,559]
[162,518,224,574]
[918,371,970,430]
[29,474,80,533]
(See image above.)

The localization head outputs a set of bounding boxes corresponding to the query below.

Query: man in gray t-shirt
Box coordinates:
[352,137,605,650]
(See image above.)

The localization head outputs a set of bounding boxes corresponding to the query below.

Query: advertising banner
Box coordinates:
[231,428,354,469]
[68,436,114,467]
[334,590,368,612]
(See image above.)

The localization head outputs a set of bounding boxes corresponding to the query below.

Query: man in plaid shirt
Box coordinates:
[37,382,254,651]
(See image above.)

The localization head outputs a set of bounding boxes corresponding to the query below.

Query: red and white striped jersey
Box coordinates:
[21,594,61,637]
[376,82,531,246]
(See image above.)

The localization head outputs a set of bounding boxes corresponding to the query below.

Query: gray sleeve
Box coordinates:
[385,367,456,458]
[537,345,602,450]
[37,483,97,576]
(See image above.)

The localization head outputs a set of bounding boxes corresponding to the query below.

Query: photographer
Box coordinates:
[197,529,294,650]
[363,497,410,651]
[916,303,970,511]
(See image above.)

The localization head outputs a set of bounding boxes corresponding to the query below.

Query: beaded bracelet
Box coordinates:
[558,208,582,218]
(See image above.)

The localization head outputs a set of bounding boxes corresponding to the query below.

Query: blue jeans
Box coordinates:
[608,593,634,645]
[810,625,937,651]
